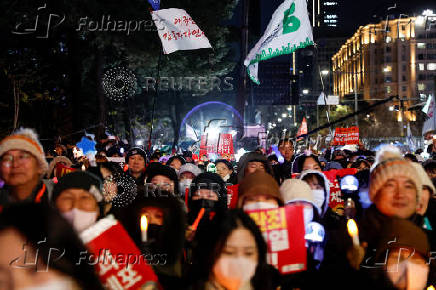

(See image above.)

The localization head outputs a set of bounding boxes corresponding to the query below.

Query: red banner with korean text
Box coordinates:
[246,205,307,274]
[80,215,159,290]
[226,184,239,209]
[331,127,359,145]
[199,135,217,159]
[217,134,234,158]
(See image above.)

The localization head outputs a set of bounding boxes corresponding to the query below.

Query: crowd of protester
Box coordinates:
[0,127,435,289]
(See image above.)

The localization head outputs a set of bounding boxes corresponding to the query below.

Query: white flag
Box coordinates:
[423,95,436,135]
[407,123,416,152]
[244,0,313,84]
[152,8,212,54]
[186,123,198,141]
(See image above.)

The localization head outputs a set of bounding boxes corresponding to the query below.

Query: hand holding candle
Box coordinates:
[347,219,360,247]
[140,214,148,242]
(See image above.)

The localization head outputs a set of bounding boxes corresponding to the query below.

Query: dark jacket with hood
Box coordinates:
[237,152,273,184]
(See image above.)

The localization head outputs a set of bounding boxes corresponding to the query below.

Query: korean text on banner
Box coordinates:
[152,8,212,54]
[244,0,313,84]
[80,215,159,290]
[246,205,307,274]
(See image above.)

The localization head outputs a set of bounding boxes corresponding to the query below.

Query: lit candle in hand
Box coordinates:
[347,219,360,247]
[140,214,148,243]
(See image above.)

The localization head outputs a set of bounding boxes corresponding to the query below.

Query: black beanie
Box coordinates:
[125,147,148,164]
[145,163,179,195]
[53,171,103,202]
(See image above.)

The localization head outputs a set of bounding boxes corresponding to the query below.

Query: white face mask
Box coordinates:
[243,201,278,211]
[62,208,98,233]
[303,206,314,227]
[312,189,325,214]
[213,256,257,290]
[20,278,75,290]
[387,259,429,289]
[223,174,230,182]
[179,179,192,193]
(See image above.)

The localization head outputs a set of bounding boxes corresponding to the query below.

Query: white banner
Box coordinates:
[152,8,212,54]
[244,0,313,84]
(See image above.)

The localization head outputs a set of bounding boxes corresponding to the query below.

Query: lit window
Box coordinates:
[386,86,392,94]
[386,36,392,43]
[418,63,425,71]
[418,83,426,91]
[428,63,436,70]
[383,66,392,72]
[417,43,426,49]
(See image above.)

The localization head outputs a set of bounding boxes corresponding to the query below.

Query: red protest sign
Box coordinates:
[217,133,234,157]
[246,205,307,274]
[199,135,217,159]
[332,127,359,145]
[80,216,159,290]
[226,184,239,209]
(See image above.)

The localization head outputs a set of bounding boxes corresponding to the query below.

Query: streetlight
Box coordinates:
[303,89,309,95]
[321,70,329,76]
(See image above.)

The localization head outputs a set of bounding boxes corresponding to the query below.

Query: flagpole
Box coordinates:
[148,47,163,152]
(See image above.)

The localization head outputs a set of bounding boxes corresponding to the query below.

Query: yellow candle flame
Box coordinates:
[140,215,148,231]
[427,286,435,290]
[347,219,359,237]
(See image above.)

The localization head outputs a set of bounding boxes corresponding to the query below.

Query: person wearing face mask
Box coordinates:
[0,203,104,289]
[52,171,105,233]
[187,209,281,290]
[238,171,283,211]
[118,193,187,289]
[293,154,358,217]
[166,155,186,175]
[179,163,202,198]
[279,179,326,288]
[215,159,237,185]
[186,172,228,229]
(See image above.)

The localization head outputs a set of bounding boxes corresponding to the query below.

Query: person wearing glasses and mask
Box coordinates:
[0,128,52,207]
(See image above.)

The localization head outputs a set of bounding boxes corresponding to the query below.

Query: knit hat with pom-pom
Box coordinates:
[0,128,48,174]
[369,147,422,203]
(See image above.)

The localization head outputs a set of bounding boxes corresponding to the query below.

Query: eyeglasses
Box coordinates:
[1,152,32,167]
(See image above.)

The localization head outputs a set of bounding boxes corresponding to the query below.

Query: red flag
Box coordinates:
[296,117,308,140]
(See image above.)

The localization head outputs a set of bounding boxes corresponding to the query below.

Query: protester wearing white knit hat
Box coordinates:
[370,149,422,219]
[0,128,51,205]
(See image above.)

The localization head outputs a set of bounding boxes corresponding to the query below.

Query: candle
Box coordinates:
[347,219,360,247]
[140,215,148,242]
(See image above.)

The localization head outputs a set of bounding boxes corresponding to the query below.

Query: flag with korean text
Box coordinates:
[152,8,212,54]
[246,205,307,274]
[244,0,313,84]
[80,215,159,290]
[296,117,307,139]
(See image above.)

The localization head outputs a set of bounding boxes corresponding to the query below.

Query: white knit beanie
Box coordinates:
[369,158,422,203]
[280,179,314,205]
[0,128,48,174]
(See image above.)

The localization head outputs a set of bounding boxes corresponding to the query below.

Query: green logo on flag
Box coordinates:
[283,3,300,34]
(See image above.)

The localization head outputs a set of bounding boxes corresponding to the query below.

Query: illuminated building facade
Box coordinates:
[332,10,436,124]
